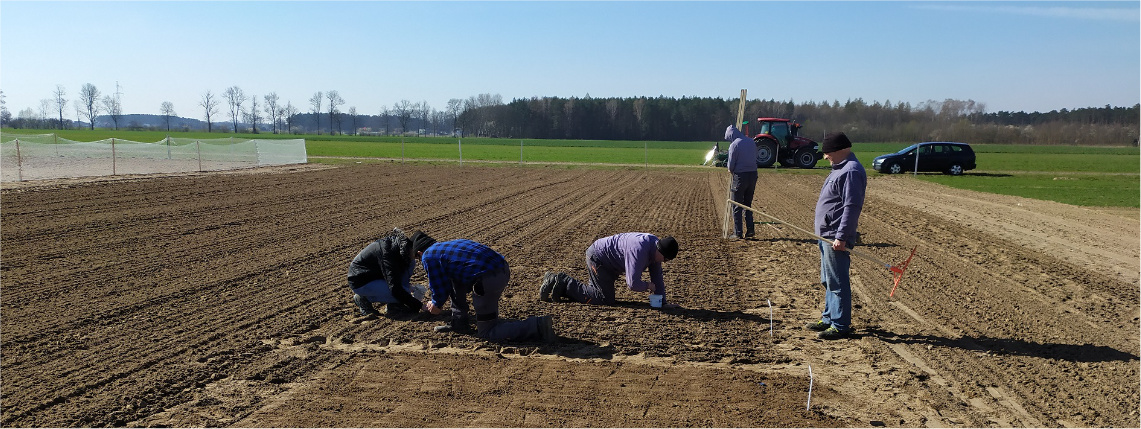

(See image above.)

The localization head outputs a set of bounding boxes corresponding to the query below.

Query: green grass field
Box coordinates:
[921,173,1138,207]
[851,143,1139,207]
[307,138,709,165]
[4,129,1137,207]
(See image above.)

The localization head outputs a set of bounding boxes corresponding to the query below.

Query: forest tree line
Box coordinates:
[455,96,1140,146]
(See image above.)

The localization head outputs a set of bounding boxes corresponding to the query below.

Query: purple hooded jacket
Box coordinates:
[725,125,757,174]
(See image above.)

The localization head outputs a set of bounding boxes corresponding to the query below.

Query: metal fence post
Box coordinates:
[111,138,117,175]
[914,147,920,175]
[15,138,23,181]
[196,140,202,171]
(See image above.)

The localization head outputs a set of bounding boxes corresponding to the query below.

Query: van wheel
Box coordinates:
[888,162,903,174]
[946,164,963,175]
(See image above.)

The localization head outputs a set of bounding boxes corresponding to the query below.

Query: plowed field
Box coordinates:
[2,163,1137,427]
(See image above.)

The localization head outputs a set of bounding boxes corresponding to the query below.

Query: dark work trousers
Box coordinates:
[731,171,758,237]
[563,247,619,305]
[451,266,544,342]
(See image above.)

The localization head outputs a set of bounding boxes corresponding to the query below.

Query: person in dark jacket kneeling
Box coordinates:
[347,227,423,318]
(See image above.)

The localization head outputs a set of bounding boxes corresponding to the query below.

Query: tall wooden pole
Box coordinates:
[735,89,747,130]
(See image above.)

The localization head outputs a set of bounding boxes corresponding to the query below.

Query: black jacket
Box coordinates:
[347,232,421,311]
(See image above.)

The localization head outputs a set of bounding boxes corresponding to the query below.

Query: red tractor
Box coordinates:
[749,118,822,168]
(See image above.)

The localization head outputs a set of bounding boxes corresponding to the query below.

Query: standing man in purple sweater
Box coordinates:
[725,124,758,239]
[805,132,866,340]
[539,232,680,309]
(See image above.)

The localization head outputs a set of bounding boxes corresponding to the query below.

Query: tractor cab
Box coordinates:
[754,119,792,145]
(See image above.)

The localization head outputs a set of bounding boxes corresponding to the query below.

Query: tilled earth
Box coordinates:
[1,163,1137,427]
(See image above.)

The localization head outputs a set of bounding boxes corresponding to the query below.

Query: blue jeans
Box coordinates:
[731,172,757,237]
[352,269,414,304]
[818,240,852,332]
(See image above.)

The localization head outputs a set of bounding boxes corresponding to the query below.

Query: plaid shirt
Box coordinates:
[421,239,507,307]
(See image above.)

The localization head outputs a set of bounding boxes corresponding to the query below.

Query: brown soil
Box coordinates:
[1,163,1137,427]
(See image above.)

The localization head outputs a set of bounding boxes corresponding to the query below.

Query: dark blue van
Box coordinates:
[872,142,976,175]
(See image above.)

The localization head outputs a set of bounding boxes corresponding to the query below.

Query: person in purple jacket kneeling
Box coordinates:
[539,232,680,309]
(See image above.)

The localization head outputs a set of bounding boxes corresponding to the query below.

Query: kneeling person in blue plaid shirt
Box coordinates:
[411,231,556,343]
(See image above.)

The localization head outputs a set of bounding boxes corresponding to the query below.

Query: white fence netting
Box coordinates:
[0,133,307,182]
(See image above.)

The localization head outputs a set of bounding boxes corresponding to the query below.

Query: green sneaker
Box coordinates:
[805,320,830,331]
[818,326,849,340]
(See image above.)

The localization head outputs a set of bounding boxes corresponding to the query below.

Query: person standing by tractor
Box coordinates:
[539,232,680,309]
[725,124,758,239]
[412,231,556,343]
[805,132,866,340]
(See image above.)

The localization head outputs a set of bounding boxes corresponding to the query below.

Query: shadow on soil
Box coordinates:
[757,237,819,245]
[866,327,1140,363]
[546,338,617,360]
[608,299,771,324]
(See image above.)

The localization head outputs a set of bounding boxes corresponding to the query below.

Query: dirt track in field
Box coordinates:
[1,163,1137,427]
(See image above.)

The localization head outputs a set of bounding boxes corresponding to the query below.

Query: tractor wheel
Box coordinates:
[755,138,777,168]
[795,149,819,169]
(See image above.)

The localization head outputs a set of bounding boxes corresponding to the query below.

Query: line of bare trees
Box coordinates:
[3,82,465,136]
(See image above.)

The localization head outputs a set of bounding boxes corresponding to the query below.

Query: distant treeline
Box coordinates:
[456,96,1140,146]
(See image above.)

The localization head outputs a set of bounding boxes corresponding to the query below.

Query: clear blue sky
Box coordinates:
[2,1,1138,119]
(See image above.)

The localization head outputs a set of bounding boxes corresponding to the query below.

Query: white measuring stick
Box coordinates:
[807,365,814,411]
[767,299,773,338]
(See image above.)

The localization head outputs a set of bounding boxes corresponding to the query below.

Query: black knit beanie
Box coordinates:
[821,132,852,153]
[657,236,679,261]
[410,231,436,254]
